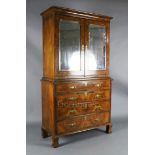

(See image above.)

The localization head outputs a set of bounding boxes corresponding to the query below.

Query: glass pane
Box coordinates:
[59,20,80,71]
[88,24,106,70]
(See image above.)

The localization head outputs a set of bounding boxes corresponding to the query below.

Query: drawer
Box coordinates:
[57,102,88,120]
[57,112,110,134]
[56,79,110,93]
[57,101,110,120]
[87,101,110,113]
[90,91,111,101]
[56,82,86,93]
[57,90,110,103]
[87,80,111,91]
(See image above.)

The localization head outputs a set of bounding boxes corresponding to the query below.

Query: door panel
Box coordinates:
[59,20,80,71]
[55,15,85,78]
[88,24,106,70]
[85,20,109,76]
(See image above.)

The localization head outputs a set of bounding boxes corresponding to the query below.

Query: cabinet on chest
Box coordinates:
[41,6,113,147]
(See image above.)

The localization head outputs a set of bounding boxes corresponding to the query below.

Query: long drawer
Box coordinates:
[57,90,111,103]
[56,79,111,93]
[57,112,110,134]
[57,101,110,120]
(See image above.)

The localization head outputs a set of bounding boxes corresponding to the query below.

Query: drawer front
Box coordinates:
[91,91,111,101]
[57,90,110,103]
[57,112,110,134]
[56,82,86,93]
[87,101,110,113]
[56,79,110,93]
[57,101,110,120]
[57,102,88,120]
[87,80,110,91]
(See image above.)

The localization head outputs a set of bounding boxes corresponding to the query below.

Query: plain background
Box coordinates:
[26,0,128,155]
[2,1,155,155]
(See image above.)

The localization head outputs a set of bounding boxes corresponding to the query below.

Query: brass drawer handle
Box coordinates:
[82,44,84,51]
[68,109,77,115]
[68,97,77,101]
[94,105,103,110]
[57,102,67,107]
[68,122,76,127]
[69,85,76,89]
[83,116,87,120]
[83,103,88,109]
[96,83,102,88]
[84,82,88,86]
[95,118,100,122]
[84,92,88,96]
[96,94,103,99]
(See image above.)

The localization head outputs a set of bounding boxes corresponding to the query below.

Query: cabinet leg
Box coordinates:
[52,137,59,148]
[106,124,112,134]
[41,128,49,138]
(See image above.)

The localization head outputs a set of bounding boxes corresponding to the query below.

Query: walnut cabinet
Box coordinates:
[41,6,113,147]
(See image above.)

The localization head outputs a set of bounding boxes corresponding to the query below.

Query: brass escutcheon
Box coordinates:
[69,85,76,89]
[96,94,103,99]
[68,109,77,115]
[95,118,100,122]
[68,97,77,101]
[96,83,102,88]
[95,105,102,110]
[68,122,76,127]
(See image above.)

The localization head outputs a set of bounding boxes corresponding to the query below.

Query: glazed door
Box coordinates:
[85,20,110,76]
[55,15,85,78]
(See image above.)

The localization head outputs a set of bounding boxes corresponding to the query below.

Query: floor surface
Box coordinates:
[27,115,127,155]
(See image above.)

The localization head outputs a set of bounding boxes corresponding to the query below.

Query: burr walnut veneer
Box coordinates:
[41,6,113,148]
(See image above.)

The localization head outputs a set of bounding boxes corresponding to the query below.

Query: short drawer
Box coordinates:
[56,90,111,103]
[57,101,110,120]
[55,79,111,93]
[57,112,110,134]
[87,80,111,91]
[56,82,85,93]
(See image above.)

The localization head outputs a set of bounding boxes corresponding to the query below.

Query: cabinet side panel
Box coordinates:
[42,14,55,78]
[42,80,54,134]
[109,78,112,123]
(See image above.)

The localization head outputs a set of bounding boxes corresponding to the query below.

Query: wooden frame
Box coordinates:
[55,15,85,78]
[84,19,110,76]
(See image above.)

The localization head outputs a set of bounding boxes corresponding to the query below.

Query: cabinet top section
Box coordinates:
[40,6,113,21]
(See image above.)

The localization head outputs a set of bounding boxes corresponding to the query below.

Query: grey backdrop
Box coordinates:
[26,0,128,155]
